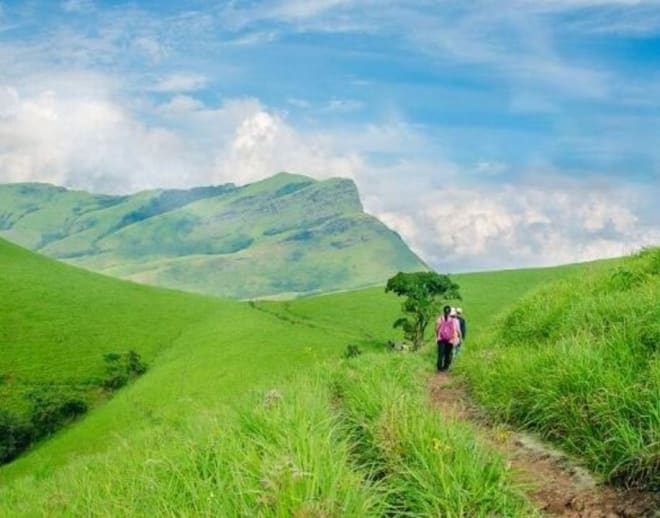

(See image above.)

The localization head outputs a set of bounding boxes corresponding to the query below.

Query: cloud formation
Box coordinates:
[1,73,657,271]
[150,73,208,93]
[376,183,660,272]
[0,83,188,192]
[0,0,658,272]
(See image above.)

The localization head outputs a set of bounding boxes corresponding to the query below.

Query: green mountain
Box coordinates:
[0,173,426,298]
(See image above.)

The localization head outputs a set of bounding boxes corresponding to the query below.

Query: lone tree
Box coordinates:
[385,271,461,351]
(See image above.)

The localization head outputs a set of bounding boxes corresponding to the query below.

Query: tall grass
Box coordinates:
[0,353,533,517]
[331,355,533,516]
[460,247,660,490]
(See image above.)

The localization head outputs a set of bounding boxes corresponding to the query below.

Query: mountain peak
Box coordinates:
[0,172,425,298]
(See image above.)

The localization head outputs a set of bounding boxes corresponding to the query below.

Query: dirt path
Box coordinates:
[429,372,660,518]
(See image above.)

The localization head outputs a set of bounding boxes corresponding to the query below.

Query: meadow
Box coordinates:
[2,235,653,515]
[0,236,376,481]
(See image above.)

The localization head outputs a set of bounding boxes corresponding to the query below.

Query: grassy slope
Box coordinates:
[460,249,659,490]
[265,260,602,342]
[0,238,616,515]
[0,243,584,472]
[0,238,381,481]
[0,237,219,406]
[0,174,426,298]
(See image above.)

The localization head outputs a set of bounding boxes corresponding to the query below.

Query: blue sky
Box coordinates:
[0,0,659,271]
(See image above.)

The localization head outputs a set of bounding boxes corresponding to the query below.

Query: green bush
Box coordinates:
[102,350,147,390]
[0,387,88,465]
[343,344,362,359]
[0,411,32,464]
[0,350,146,467]
[27,387,88,440]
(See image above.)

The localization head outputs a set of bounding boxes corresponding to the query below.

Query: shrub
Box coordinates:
[126,350,147,376]
[102,350,147,390]
[0,386,89,466]
[343,344,362,359]
[0,411,32,464]
[26,387,88,440]
[385,271,461,350]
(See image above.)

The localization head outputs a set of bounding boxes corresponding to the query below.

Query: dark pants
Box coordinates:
[437,340,454,371]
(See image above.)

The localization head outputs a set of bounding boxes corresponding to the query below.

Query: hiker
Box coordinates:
[455,307,467,356]
[436,306,461,372]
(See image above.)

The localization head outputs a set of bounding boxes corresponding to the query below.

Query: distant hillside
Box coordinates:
[0,173,426,298]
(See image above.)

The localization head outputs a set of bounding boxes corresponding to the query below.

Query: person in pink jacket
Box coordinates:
[436,306,462,371]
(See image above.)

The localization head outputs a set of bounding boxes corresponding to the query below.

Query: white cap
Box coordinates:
[456,307,463,314]
[449,307,457,317]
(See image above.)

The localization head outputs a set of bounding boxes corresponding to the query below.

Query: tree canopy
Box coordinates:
[385,272,461,350]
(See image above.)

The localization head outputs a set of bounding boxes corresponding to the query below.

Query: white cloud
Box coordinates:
[372,182,660,271]
[286,97,311,109]
[150,73,208,93]
[225,1,616,101]
[157,95,205,115]
[522,0,655,11]
[133,36,167,63]
[229,30,278,46]
[61,0,94,13]
[473,161,508,176]
[0,83,192,192]
[0,79,356,192]
[269,0,354,21]
[0,85,19,117]
[212,109,361,185]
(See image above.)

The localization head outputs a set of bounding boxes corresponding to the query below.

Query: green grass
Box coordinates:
[0,237,384,481]
[0,237,219,410]
[0,235,622,515]
[260,259,600,344]
[459,248,660,490]
[0,354,535,517]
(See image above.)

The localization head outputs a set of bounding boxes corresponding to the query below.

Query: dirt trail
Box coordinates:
[429,373,660,518]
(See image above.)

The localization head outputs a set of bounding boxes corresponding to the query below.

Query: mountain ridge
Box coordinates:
[0,172,426,298]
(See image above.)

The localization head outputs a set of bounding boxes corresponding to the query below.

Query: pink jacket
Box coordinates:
[436,316,461,345]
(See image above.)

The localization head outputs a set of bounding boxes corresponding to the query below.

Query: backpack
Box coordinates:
[439,317,455,342]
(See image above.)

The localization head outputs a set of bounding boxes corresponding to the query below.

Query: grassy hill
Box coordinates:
[0,173,426,299]
[5,236,659,516]
[0,237,220,460]
[0,237,385,479]
[4,236,648,515]
[460,248,660,490]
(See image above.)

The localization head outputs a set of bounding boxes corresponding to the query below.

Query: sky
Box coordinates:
[1,0,659,272]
